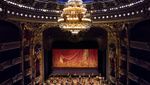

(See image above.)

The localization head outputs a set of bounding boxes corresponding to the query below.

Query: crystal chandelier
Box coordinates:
[58,0,91,34]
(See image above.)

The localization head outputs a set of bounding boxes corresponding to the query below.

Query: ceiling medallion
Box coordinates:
[58,0,91,34]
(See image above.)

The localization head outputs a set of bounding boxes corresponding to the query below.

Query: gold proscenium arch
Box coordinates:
[20,22,59,84]
[92,22,131,85]
[21,21,130,84]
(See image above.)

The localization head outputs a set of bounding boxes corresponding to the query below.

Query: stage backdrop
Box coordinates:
[52,49,98,68]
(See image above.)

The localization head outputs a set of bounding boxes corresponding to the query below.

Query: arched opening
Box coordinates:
[130,19,150,42]
[43,27,108,80]
[0,20,21,43]
[0,20,22,85]
[128,19,150,85]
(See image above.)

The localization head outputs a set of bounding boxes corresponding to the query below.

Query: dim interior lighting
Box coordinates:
[20,13,23,16]
[0,8,2,12]
[7,10,10,13]
[29,15,32,17]
[123,13,126,16]
[131,12,135,15]
[4,0,145,15]
[90,10,93,13]
[54,17,57,19]
[33,15,36,18]
[148,7,150,11]
[16,12,19,15]
[141,10,143,13]
[3,0,59,13]
[102,16,105,19]
[106,16,109,18]
[58,0,91,34]
[119,14,121,17]
[94,0,144,13]
[41,16,44,19]
[12,12,14,15]
[25,14,28,17]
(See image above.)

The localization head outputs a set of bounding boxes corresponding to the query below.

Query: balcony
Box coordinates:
[128,72,150,85]
[0,78,13,85]
[129,56,150,71]
[0,41,20,52]
[25,55,30,61]
[120,54,126,61]
[0,54,29,71]
[130,41,150,52]
[25,68,31,76]
[0,0,149,23]
[128,72,139,83]
[0,72,23,85]
[12,72,23,83]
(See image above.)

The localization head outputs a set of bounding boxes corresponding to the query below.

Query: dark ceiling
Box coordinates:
[8,0,140,10]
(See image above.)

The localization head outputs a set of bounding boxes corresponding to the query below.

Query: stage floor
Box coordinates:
[51,68,99,75]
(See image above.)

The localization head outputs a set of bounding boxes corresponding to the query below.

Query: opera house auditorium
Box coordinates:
[0,0,150,85]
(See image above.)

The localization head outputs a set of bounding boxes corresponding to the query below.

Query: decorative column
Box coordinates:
[20,23,25,85]
[126,23,132,85]
[22,22,62,85]
[24,22,44,85]
[119,24,129,85]
[119,23,133,85]
[92,23,120,84]
[22,23,34,85]
[116,30,121,85]
[32,31,44,84]
[107,31,118,84]
[125,24,129,85]
[106,23,123,85]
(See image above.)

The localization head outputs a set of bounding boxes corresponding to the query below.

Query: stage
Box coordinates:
[51,68,99,75]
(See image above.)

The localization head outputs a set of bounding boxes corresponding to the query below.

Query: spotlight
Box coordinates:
[131,12,135,15]
[7,10,10,14]
[94,17,97,19]
[33,15,36,18]
[106,16,109,18]
[25,14,28,17]
[148,7,150,11]
[20,13,23,16]
[119,14,121,17]
[0,8,3,12]
[12,12,15,15]
[29,15,32,17]
[16,13,19,15]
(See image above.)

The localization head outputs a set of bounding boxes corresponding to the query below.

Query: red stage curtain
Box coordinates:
[53,49,98,68]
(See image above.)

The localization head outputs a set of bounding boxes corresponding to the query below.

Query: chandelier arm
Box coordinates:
[58,0,91,34]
